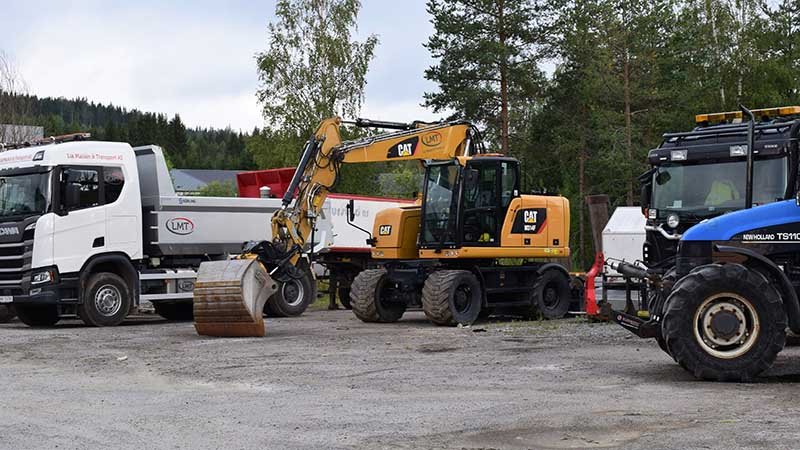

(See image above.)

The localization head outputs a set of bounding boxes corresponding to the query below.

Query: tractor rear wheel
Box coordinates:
[422,270,482,326]
[662,263,786,382]
[350,269,406,323]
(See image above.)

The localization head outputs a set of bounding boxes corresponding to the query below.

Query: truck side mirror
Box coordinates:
[347,199,355,222]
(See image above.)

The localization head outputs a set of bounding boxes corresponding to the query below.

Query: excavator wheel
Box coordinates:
[421,270,482,326]
[350,269,406,323]
[529,269,571,320]
[263,260,316,317]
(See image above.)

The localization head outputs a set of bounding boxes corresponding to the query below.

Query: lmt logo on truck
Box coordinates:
[166,217,194,235]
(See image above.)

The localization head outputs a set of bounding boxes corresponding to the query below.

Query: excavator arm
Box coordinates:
[194,117,480,337]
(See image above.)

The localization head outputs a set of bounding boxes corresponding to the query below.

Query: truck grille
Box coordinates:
[0,227,34,295]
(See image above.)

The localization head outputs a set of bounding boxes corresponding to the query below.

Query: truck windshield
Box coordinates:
[0,172,50,219]
[652,157,788,217]
[422,163,459,244]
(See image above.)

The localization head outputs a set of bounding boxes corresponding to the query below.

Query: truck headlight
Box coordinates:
[31,270,53,285]
[667,213,680,229]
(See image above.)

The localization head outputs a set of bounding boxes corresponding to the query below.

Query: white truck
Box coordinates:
[0,138,330,327]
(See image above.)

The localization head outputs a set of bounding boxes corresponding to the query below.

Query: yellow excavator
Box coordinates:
[193,117,572,337]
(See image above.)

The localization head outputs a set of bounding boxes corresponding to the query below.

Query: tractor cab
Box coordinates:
[640,106,800,266]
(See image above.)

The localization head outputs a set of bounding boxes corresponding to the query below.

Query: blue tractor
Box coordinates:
[610,106,800,381]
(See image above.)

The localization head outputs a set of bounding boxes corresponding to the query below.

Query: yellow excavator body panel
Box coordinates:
[370,205,421,260]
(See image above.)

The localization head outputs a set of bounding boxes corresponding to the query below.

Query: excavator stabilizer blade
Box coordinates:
[193,259,278,337]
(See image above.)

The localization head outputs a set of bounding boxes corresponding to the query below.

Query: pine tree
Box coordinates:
[424,0,547,153]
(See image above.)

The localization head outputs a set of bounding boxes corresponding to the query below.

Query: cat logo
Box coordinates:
[524,210,538,224]
[422,132,442,147]
[379,225,392,236]
[396,143,414,157]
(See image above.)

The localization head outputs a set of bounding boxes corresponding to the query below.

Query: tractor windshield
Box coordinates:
[0,171,51,219]
[652,157,788,218]
[422,163,460,244]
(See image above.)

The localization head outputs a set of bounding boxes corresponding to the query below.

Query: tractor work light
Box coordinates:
[730,145,748,157]
[670,150,687,161]
[667,213,680,229]
[696,105,800,124]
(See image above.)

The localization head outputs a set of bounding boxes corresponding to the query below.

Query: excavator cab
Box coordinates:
[415,157,520,248]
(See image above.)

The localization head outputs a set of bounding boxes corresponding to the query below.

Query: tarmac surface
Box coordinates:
[1,310,799,449]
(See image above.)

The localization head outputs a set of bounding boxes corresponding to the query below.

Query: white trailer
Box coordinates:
[600,206,646,310]
[0,139,331,327]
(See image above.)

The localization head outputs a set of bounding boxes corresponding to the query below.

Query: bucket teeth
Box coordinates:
[193,259,278,337]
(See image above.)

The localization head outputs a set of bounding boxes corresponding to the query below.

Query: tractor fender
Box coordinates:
[715,245,800,333]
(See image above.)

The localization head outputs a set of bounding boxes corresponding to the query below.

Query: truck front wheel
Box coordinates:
[662,264,786,381]
[79,272,132,327]
[0,305,16,323]
[15,305,59,327]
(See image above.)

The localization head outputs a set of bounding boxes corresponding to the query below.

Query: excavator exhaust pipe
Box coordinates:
[193,259,278,337]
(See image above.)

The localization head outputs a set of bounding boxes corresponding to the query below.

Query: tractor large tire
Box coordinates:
[662,263,787,382]
[264,261,316,318]
[154,302,194,321]
[350,269,406,323]
[0,305,15,323]
[421,270,482,326]
[79,272,132,327]
[15,304,60,327]
[530,269,571,320]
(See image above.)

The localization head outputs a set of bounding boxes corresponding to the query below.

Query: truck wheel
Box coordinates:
[15,305,59,327]
[338,287,352,310]
[0,305,15,323]
[350,269,406,323]
[422,270,482,326]
[662,264,787,382]
[530,269,571,319]
[154,302,194,321]
[78,272,131,327]
[264,262,315,317]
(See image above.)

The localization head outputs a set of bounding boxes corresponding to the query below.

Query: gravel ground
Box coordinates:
[0,310,798,450]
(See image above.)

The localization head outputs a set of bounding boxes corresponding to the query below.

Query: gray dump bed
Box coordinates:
[134,146,331,257]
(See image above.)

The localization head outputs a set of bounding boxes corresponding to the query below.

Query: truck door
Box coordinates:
[53,167,106,273]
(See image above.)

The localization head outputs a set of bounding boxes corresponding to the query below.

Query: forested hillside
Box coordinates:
[0,93,256,170]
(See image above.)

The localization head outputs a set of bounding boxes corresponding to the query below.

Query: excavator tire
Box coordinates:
[529,269,571,320]
[350,269,406,323]
[264,260,315,317]
[422,270,482,326]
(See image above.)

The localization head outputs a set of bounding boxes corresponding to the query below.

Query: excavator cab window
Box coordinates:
[421,162,461,245]
[461,159,519,247]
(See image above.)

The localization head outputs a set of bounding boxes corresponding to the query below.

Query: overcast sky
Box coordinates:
[1,0,442,131]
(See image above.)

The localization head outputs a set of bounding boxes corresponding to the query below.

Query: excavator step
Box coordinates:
[193,258,278,337]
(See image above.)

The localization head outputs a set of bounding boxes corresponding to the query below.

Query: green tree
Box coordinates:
[255,0,378,135]
[424,0,547,153]
[165,114,189,166]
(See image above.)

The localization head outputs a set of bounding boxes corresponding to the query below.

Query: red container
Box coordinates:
[236,168,296,198]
